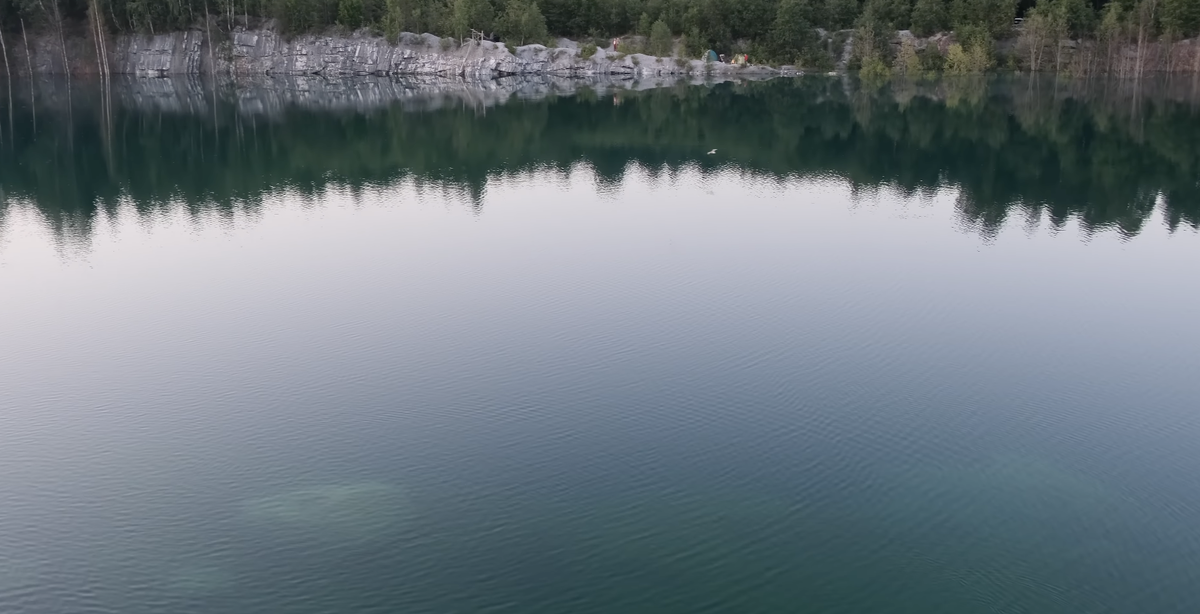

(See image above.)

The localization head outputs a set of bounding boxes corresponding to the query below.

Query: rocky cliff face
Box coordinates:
[10,27,782,79]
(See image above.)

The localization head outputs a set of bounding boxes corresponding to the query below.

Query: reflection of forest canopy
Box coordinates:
[1,77,1197,238]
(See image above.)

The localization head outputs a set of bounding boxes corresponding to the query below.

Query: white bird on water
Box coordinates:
[707,149,717,155]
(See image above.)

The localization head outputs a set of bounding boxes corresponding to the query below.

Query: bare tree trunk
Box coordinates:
[0,26,11,80]
[21,18,34,131]
[1111,28,1126,78]
[1135,24,1145,81]
[108,0,119,37]
[88,0,112,156]
[36,0,71,98]
[204,0,219,152]
[1135,0,1158,82]
[40,0,72,146]
[51,1,69,76]
[90,0,104,76]
[205,0,216,76]
[1193,45,1199,101]
[0,28,10,146]
[1025,23,1044,71]
[99,0,111,79]
[18,18,30,78]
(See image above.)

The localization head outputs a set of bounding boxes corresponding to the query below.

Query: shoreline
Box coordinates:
[5,25,1197,79]
[8,72,1196,123]
[5,72,790,117]
[12,27,792,78]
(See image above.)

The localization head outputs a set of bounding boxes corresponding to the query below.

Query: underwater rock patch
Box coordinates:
[161,563,235,596]
[240,482,413,544]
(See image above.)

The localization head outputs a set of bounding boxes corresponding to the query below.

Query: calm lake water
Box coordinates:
[1,76,1199,614]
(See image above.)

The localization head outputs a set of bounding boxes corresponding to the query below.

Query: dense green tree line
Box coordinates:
[1,77,1196,240]
[0,0,1198,69]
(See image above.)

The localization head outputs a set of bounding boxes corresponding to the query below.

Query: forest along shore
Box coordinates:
[0,0,1198,77]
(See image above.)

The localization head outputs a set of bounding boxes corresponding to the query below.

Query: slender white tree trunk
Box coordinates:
[1,26,11,79]
[205,0,217,75]
[1,27,11,145]
[51,1,69,76]
[1135,0,1158,82]
[20,18,31,77]
[36,0,71,100]
[95,0,111,80]
[20,18,33,129]
[90,0,104,76]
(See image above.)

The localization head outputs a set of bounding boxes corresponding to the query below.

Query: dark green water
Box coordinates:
[1,76,1199,614]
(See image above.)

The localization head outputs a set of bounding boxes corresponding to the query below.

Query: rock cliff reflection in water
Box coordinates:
[0,77,1198,614]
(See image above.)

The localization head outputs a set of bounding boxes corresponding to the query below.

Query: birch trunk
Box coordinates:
[0,26,11,80]
[21,18,33,129]
[0,28,10,145]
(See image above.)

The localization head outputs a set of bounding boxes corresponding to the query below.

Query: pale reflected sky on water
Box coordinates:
[1,162,1198,614]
